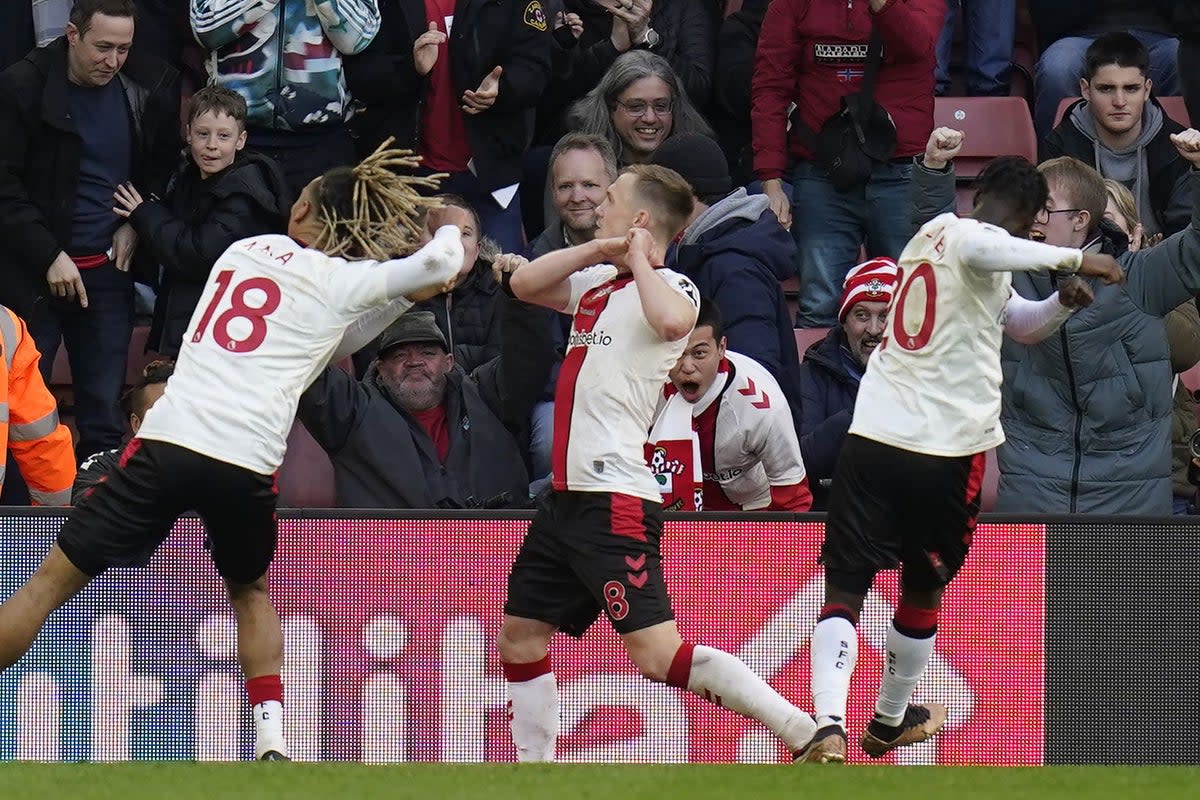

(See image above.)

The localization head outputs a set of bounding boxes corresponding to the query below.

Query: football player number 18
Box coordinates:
[191,269,283,353]
[879,262,937,352]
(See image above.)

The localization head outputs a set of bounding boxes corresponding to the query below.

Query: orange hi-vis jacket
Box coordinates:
[0,306,74,504]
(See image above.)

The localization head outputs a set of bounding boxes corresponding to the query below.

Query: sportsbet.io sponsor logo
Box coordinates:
[568,330,613,348]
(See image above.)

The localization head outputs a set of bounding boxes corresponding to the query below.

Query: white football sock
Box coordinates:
[253,700,287,759]
[507,672,559,762]
[685,644,816,751]
[810,615,858,730]
[874,623,936,726]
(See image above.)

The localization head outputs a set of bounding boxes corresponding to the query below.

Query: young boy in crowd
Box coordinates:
[113,86,289,356]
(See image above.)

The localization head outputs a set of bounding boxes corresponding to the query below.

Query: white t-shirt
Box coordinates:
[552,264,700,502]
[852,213,1083,457]
[648,350,810,510]
[136,235,419,474]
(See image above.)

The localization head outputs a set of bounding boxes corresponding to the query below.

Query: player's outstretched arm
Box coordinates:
[626,228,698,342]
[1003,287,1086,345]
[332,298,412,362]
[509,236,628,312]
[958,228,1085,274]
[380,224,464,300]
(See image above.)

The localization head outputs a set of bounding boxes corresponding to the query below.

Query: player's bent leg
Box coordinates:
[225,576,289,761]
[497,614,560,762]
[861,584,948,759]
[798,576,870,764]
[622,620,818,757]
[0,544,92,670]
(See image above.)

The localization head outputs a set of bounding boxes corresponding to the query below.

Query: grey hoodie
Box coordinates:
[681,189,772,245]
[1070,100,1164,235]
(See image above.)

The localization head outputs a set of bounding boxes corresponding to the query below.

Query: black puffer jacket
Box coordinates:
[552,0,719,106]
[297,293,556,509]
[126,152,290,356]
[414,258,502,374]
[0,38,180,316]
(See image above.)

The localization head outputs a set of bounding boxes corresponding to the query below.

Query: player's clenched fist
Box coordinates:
[1055,275,1094,309]
[1078,252,1124,285]
[1170,128,1200,166]
[424,224,465,273]
[625,227,655,262]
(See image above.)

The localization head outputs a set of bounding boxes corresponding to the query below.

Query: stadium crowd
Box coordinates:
[1,0,1200,517]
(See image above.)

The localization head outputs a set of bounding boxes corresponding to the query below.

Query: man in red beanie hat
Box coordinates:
[795,257,897,512]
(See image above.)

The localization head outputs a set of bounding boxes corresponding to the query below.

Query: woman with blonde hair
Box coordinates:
[1103,179,1162,252]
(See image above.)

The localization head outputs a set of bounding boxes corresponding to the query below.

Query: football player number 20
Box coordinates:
[191,270,282,352]
[880,262,937,352]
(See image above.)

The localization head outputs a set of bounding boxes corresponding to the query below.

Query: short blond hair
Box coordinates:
[625,164,694,242]
[1037,157,1107,234]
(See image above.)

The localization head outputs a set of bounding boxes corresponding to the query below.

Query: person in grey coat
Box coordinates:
[913,128,1200,514]
[297,282,556,510]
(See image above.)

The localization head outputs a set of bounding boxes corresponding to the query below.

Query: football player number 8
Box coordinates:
[882,262,937,352]
[191,269,282,352]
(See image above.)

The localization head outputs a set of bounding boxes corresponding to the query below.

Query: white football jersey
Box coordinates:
[137,235,409,474]
[648,350,810,510]
[553,264,700,502]
[852,213,1082,457]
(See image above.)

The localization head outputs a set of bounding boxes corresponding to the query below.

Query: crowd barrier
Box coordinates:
[0,511,1193,764]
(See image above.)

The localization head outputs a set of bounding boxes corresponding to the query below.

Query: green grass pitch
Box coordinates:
[0,764,1196,800]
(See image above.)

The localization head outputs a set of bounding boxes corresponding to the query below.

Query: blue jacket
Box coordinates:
[670,189,803,419]
[795,327,861,510]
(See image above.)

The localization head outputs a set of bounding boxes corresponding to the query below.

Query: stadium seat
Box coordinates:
[934,96,1039,180]
[277,421,336,508]
[1053,95,1191,130]
[933,97,1038,213]
[793,327,829,358]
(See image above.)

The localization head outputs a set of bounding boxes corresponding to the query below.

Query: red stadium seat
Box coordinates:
[933,96,1039,180]
[277,421,336,508]
[1053,95,1191,131]
[794,327,829,358]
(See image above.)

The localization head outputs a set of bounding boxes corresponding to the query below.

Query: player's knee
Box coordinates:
[224,575,269,606]
[629,650,672,683]
[496,616,553,663]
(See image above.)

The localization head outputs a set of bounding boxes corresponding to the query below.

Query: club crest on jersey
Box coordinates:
[649,445,687,484]
[584,284,616,302]
[524,1,547,31]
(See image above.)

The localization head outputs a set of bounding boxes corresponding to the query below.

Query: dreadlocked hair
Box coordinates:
[310,137,448,261]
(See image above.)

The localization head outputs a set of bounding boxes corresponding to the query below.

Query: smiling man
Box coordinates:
[531,133,618,257]
[795,257,897,511]
[0,0,179,462]
[1044,32,1193,237]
